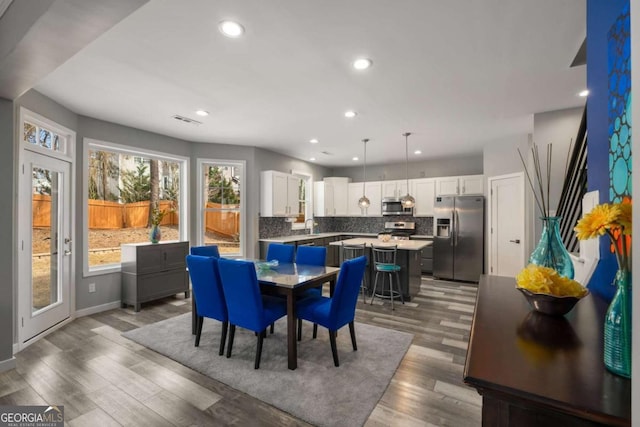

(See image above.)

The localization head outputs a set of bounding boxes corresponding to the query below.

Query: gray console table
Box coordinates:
[121,241,189,311]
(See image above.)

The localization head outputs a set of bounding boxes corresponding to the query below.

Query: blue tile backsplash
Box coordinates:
[259,216,433,239]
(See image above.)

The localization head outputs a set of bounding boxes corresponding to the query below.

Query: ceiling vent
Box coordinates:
[171,115,202,125]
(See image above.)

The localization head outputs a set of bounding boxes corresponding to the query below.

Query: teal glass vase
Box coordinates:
[603,268,632,378]
[149,225,162,243]
[529,216,575,279]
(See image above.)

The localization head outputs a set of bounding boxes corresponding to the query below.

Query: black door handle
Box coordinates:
[509,239,521,244]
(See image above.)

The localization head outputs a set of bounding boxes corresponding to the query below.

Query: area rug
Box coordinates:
[123,313,413,427]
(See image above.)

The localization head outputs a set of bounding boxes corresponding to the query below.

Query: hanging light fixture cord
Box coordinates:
[362,138,368,196]
[404,132,411,186]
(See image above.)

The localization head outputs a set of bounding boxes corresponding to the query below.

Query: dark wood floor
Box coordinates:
[0,277,481,426]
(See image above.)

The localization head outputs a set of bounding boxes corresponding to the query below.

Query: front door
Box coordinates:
[489,173,525,277]
[19,150,72,344]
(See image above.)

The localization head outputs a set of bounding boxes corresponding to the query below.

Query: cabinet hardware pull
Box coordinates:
[509,239,521,244]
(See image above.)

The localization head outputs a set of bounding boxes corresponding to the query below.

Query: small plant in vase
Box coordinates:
[574,198,632,378]
[517,142,574,279]
[149,206,168,243]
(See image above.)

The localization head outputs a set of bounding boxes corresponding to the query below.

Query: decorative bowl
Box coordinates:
[378,234,391,242]
[516,287,589,316]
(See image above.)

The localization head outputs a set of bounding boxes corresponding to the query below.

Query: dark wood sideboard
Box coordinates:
[121,241,189,312]
[464,275,630,426]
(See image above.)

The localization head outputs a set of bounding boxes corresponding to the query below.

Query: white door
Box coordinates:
[382,181,399,198]
[489,173,525,277]
[19,150,72,344]
[348,182,364,216]
[412,178,436,216]
[272,172,288,215]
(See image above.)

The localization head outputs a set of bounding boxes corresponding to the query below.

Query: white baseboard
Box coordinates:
[0,356,16,373]
[75,301,122,318]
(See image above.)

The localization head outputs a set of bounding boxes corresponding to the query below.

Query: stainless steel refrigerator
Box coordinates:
[433,195,484,282]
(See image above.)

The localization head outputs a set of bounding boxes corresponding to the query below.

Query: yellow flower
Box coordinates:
[516,264,587,297]
[618,201,632,235]
[574,203,620,240]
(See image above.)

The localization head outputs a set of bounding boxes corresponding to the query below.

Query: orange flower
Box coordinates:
[618,200,632,235]
[574,203,620,240]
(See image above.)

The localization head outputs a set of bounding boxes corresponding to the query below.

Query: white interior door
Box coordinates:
[19,150,72,344]
[489,173,525,277]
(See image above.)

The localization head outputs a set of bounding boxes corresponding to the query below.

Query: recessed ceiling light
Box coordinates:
[310,138,319,144]
[353,58,372,70]
[352,157,359,161]
[578,89,589,97]
[344,111,357,118]
[195,110,209,117]
[414,150,422,155]
[309,157,316,161]
[219,20,244,38]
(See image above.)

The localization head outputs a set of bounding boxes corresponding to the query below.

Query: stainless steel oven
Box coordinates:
[381,197,414,216]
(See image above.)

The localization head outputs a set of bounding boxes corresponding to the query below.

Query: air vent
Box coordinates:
[171,115,202,125]
[321,151,333,155]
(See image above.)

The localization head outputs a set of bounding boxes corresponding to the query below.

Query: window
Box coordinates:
[291,173,312,230]
[84,139,187,274]
[199,160,245,256]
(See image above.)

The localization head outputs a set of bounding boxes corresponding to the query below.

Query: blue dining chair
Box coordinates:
[217,258,287,369]
[295,245,327,298]
[185,255,228,355]
[266,243,295,263]
[296,256,367,367]
[190,245,220,258]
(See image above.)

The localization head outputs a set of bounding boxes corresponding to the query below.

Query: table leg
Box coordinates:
[287,290,297,370]
[329,277,336,297]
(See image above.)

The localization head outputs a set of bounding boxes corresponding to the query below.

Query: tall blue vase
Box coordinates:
[604,268,632,378]
[529,216,574,279]
[149,225,162,243]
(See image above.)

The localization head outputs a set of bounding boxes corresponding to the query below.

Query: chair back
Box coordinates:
[341,243,365,264]
[186,255,227,321]
[328,256,367,329]
[217,258,267,332]
[190,245,220,258]
[266,243,295,263]
[296,245,327,266]
[372,246,398,268]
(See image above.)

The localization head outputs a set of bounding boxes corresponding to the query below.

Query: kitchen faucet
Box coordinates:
[305,218,315,234]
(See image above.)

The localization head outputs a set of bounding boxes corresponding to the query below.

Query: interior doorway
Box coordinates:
[488,173,526,277]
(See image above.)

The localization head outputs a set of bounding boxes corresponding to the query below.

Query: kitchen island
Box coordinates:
[329,238,431,301]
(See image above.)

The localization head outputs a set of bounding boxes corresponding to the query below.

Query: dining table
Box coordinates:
[191,260,340,370]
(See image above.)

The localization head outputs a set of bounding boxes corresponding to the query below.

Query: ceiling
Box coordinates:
[33,0,586,167]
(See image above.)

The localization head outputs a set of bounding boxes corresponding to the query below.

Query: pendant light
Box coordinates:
[358,138,371,208]
[400,132,415,208]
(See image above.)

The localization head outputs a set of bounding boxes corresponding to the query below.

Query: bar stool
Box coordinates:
[370,245,404,310]
[341,243,368,302]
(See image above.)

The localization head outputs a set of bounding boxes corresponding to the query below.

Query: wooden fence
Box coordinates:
[205,202,240,238]
[33,196,238,236]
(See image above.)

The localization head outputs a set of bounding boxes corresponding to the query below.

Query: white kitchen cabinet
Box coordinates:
[314,177,351,216]
[435,175,484,196]
[347,183,365,216]
[382,180,408,198]
[460,175,484,195]
[260,170,300,216]
[346,181,382,216]
[364,181,382,216]
[411,178,436,216]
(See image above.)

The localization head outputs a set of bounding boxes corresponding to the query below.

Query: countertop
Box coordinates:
[259,233,433,243]
[329,237,432,251]
[259,232,375,243]
[464,275,630,425]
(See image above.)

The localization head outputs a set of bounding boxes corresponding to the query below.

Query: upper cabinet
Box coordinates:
[347,181,382,216]
[411,178,436,216]
[435,174,484,196]
[381,180,408,198]
[314,177,350,216]
[260,170,300,217]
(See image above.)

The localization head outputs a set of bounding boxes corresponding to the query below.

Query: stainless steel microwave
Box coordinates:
[381,197,414,216]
